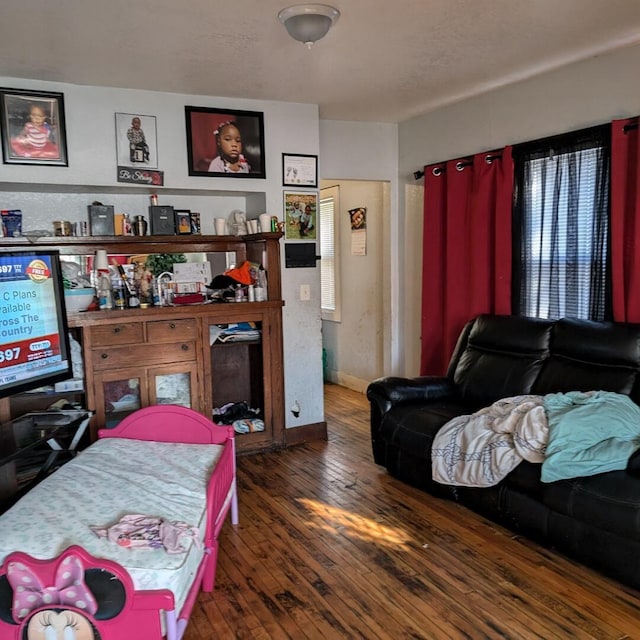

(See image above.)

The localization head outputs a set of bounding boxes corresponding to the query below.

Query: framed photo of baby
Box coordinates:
[185,106,265,178]
[115,112,158,169]
[0,88,68,166]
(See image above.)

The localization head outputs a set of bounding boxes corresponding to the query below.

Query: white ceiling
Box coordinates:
[2,0,640,123]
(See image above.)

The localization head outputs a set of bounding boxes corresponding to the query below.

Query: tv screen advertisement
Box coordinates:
[0,250,72,398]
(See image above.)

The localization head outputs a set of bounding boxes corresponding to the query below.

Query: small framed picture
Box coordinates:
[284,191,318,240]
[185,106,265,178]
[282,153,318,187]
[175,209,192,235]
[0,88,68,166]
[189,211,201,234]
[115,112,158,169]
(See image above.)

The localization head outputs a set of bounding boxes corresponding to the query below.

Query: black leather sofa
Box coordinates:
[367,314,640,589]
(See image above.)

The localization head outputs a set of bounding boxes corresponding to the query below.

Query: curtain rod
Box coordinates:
[624,122,639,133]
[414,153,502,180]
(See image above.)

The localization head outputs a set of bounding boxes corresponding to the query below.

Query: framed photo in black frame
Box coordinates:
[175,209,192,235]
[0,88,68,166]
[282,153,318,187]
[185,106,265,178]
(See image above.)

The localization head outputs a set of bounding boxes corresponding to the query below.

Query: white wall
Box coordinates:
[0,76,323,430]
[319,179,389,392]
[397,43,640,376]
[319,120,399,384]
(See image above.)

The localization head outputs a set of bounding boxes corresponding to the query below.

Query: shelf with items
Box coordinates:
[0,184,268,240]
[206,307,284,454]
[0,232,285,451]
[0,233,283,301]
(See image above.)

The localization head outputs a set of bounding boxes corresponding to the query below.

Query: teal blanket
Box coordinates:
[542,391,640,482]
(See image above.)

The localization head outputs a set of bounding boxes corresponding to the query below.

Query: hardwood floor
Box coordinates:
[185,384,640,639]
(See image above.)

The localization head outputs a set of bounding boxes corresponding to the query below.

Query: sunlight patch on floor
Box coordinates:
[297,497,410,546]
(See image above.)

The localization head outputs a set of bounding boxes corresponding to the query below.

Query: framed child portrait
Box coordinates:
[115,112,158,169]
[0,88,68,166]
[174,209,192,235]
[284,191,318,240]
[185,106,265,178]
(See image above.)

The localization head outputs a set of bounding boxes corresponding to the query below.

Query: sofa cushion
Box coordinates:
[503,461,543,496]
[378,401,464,463]
[542,471,640,540]
[533,318,640,396]
[452,314,553,409]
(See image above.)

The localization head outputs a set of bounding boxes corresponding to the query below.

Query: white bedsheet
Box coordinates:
[0,438,225,614]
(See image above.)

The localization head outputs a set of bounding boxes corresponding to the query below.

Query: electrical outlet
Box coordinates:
[300,284,310,301]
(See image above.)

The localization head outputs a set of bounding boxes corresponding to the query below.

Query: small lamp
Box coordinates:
[278,4,340,49]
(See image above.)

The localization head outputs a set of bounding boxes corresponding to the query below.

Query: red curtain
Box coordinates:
[420,148,514,375]
[611,117,640,322]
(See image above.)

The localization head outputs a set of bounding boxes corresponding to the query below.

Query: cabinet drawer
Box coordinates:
[147,318,198,343]
[90,323,143,347]
[92,341,197,371]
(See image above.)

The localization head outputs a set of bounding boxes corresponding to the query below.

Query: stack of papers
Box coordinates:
[210,322,261,345]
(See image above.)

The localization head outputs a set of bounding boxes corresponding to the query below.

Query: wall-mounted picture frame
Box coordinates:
[115,112,158,169]
[282,153,318,187]
[284,190,318,240]
[185,106,265,178]
[0,88,68,166]
[174,209,192,235]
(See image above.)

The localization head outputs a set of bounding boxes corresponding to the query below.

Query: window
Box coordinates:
[513,126,611,320]
[319,185,341,322]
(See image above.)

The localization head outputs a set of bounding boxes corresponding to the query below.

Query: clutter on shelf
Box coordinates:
[207,260,267,303]
[212,401,265,434]
[209,322,261,344]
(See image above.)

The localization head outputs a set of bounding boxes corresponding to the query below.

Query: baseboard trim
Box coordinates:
[285,421,328,446]
[324,371,370,394]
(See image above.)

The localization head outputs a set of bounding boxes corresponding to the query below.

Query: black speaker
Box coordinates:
[149,205,175,235]
[88,205,115,236]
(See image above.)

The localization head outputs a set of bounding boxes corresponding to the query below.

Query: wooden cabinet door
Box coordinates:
[148,362,200,411]
[95,361,201,430]
[93,368,149,430]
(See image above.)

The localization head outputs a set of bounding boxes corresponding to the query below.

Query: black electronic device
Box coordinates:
[284,242,320,268]
[149,205,176,235]
[88,205,115,235]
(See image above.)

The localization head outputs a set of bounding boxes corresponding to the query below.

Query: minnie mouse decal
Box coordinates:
[0,549,126,640]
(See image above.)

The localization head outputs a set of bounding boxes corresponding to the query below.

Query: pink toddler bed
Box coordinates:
[0,405,238,640]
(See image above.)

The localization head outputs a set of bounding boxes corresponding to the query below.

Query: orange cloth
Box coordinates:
[224,261,254,285]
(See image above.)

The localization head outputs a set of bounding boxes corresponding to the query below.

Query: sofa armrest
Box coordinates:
[367,375,456,413]
[367,376,457,465]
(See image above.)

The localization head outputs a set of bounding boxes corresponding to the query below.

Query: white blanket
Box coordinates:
[431,395,548,487]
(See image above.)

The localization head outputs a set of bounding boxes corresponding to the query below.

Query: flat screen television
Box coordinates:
[0,250,72,399]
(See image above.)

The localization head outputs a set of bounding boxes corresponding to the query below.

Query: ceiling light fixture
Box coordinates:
[278,4,340,49]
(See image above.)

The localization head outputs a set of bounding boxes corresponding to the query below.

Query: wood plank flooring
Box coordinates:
[185,384,640,639]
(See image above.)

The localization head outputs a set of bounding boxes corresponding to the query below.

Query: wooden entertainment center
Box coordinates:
[0,232,285,454]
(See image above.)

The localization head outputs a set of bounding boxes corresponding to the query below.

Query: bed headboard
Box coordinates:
[98,405,234,445]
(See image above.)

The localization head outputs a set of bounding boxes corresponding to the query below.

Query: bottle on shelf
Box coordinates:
[111,260,139,308]
[97,269,113,310]
[112,277,127,310]
[122,213,133,236]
